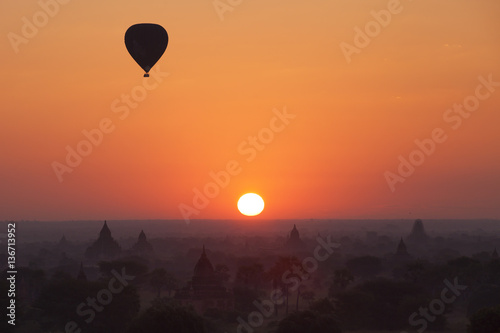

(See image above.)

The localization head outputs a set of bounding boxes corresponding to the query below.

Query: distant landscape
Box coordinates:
[2,219,499,332]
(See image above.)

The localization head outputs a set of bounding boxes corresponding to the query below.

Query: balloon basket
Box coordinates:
[144,73,150,77]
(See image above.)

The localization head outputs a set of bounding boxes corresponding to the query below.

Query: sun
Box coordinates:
[237,193,265,216]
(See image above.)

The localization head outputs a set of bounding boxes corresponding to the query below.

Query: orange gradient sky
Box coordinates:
[1,0,499,221]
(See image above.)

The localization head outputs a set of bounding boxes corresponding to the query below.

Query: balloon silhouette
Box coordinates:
[125,23,168,77]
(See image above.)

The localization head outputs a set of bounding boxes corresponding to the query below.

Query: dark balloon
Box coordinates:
[125,23,168,77]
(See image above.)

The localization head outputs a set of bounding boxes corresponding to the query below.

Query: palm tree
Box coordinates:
[268,256,304,316]
[295,285,302,312]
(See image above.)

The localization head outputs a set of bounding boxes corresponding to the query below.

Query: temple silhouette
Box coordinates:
[407,219,429,243]
[396,237,409,256]
[285,224,306,251]
[131,230,154,255]
[57,235,71,251]
[77,262,87,281]
[175,246,232,314]
[84,221,121,259]
[392,237,412,263]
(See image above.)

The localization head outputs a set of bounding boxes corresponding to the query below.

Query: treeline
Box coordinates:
[1,253,500,332]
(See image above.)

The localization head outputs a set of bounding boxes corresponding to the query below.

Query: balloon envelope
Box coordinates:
[125,23,168,77]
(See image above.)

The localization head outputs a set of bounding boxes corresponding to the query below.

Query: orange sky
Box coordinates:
[1,0,499,221]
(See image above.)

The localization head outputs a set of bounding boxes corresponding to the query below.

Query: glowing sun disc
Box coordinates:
[237,193,265,216]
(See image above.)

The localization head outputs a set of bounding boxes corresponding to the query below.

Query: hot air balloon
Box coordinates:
[125,23,168,77]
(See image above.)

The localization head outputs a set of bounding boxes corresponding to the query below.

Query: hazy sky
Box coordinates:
[1,0,499,221]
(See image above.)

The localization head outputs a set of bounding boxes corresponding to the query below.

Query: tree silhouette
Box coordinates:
[149,268,178,298]
[127,298,205,333]
[233,262,265,312]
[336,278,441,331]
[468,305,500,333]
[345,255,382,279]
[329,268,354,296]
[235,262,265,289]
[468,285,500,317]
[276,310,342,333]
[447,256,482,290]
[301,289,316,307]
[214,264,230,284]
[34,273,139,333]
[484,258,500,285]
[403,259,428,284]
[17,267,46,304]
[268,256,304,316]
[308,297,336,315]
[98,259,148,282]
[233,286,260,312]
